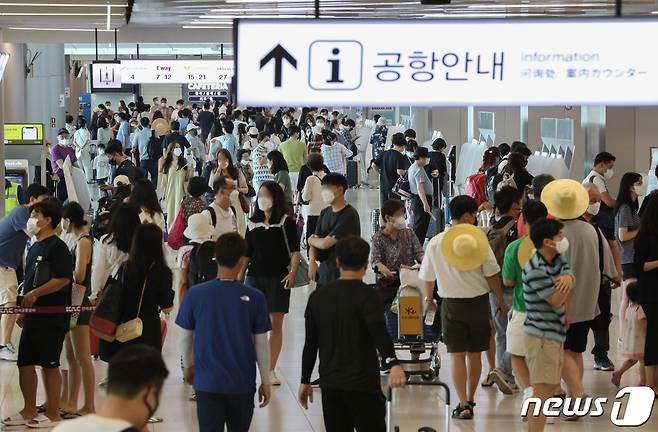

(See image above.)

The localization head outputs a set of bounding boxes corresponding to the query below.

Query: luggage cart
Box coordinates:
[394,285,441,382]
[387,382,451,432]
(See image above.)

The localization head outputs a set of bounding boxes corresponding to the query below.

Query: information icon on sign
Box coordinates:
[308,40,363,91]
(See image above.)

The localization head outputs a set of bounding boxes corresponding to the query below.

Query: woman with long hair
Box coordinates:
[301,152,328,244]
[161,141,192,228]
[73,117,93,182]
[267,150,294,215]
[615,172,644,337]
[60,202,95,417]
[91,203,140,299]
[210,148,248,235]
[96,117,112,146]
[633,191,658,395]
[129,178,166,232]
[101,224,174,362]
[240,181,301,386]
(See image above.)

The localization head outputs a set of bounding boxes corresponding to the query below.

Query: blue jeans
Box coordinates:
[140,158,159,187]
[196,391,254,432]
[490,288,514,380]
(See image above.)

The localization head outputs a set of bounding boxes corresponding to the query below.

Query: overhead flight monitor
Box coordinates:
[236,18,658,106]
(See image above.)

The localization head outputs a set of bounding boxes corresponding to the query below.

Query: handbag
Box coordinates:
[281,216,310,288]
[90,264,126,342]
[166,200,186,250]
[115,264,153,343]
[392,175,412,199]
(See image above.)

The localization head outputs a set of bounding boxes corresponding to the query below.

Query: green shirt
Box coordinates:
[275,170,293,203]
[502,236,526,312]
[278,138,307,172]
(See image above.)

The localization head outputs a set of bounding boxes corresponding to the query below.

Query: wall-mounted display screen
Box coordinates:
[121,60,234,84]
[3,123,44,145]
[91,61,122,90]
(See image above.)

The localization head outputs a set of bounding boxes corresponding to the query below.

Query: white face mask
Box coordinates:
[321,189,335,204]
[554,237,570,254]
[173,148,182,157]
[392,216,406,230]
[98,149,105,155]
[26,217,40,237]
[587,202,601,216]
[312,125,322,134]
[58,137,70,146]
[283,119,291,126]
[604,168,614,180]
[634,184,645,196]
[240,160,250,166]
[258,196,273,211]
[317,122,325,128]
[406,152,414,158]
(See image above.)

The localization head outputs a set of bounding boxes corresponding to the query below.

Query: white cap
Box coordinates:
[186,123,201,132]
[248,126,259,136]
[113,175,130,187]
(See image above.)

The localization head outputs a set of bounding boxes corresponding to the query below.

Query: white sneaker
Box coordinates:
[0,344,17,362]
[270,371,281,386]
[521,387,533,421]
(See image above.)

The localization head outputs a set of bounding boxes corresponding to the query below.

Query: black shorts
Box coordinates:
[245,275,290,314]
[440,294,491,353]
[563,320,591,353]
[17,326,67,368]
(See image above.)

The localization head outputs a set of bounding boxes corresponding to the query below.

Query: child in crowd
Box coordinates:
[92,143,110,185]
[523,218,575,432]
[612,281,647,387]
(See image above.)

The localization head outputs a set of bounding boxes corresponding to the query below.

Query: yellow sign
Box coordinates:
[399,296,422,336]
[3,123,43,145]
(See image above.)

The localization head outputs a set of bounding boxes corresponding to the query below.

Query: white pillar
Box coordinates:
[410,107,432,145]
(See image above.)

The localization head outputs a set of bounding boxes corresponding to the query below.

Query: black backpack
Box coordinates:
[147,131,163,160]
[187,241,217,287]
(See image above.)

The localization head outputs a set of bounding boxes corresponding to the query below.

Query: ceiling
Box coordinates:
[1,0,658,40]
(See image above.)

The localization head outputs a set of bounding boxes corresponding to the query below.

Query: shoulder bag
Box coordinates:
[90,264,126,342]
[281,216,310,288]
[115,263,154,343]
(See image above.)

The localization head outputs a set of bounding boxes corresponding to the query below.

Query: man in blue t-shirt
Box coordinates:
[177,232,272,432]
[0,184,50,362]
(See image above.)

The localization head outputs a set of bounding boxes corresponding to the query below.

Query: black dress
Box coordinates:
[100,262,174,362]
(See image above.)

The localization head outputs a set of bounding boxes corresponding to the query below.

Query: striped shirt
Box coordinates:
[522,252,571,343]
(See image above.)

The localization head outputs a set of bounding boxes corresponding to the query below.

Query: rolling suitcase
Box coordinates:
[387,382,451,432]
[346,160,360,188]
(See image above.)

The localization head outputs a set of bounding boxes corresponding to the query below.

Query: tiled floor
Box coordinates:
[1,188,657,431]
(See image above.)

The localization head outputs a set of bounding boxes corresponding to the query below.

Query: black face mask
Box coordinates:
[108,158,117,166]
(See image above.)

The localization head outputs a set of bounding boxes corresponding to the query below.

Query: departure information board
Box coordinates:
[121,60,234,84]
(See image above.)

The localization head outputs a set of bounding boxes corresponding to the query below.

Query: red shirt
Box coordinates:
[517,212,555,238]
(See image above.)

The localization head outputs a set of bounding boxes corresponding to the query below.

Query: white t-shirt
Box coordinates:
[202,202,237,240]
[418,230,500,298]
[52,414,132,432]
[583,169,607,194]
[139,210,167,233]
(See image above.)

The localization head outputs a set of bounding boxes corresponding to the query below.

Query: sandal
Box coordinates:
[36,405,47,414]
[26,414,60,429]
[2,413,32,426]
[481,375,494,387]
[60,411,82,420]
[452,404,473,420]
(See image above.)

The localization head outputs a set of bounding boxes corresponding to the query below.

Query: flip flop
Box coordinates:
[26,414,60,429]
[2,413,31,426]
[481,375,494,387]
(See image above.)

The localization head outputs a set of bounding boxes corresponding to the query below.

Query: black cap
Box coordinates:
[57,128,70,136]
[414,147,429,160]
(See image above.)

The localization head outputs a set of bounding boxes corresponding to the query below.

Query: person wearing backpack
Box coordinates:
[179,213,216,305]
[493,151,533,196]
[201,176,238,240]
[482,186,522,395]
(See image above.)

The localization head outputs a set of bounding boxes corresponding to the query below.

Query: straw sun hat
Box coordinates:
[441,224,490,271]
[540,179,589,220]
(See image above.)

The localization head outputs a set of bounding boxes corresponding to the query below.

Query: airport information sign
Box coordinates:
[3,123,44,145]
[236,18,658,106]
